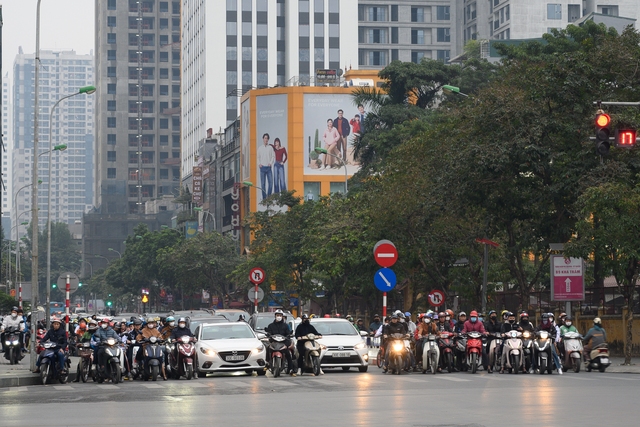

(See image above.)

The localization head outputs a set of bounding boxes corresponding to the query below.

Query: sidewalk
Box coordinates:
[0,353,78,387]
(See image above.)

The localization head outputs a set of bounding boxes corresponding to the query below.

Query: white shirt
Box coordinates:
[257,144,275,167]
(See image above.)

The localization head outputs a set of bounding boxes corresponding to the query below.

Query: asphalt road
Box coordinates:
[2,369,639,427]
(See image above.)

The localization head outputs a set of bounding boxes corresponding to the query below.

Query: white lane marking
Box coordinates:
[560,375,596,381]
[476,374,507,380]
[434,376,472,382]
[268,379,296,386]
[96,384,120,390]
[225,381,253,387]
[598,375,640,381]
[309,379,342,386]
[398,377,427,383]
[53,386,73,391]
[184,382,209,388]
[7,387,29,392]
[142,383,165,388]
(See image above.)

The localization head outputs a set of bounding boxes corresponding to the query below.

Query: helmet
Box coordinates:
[541,313,549,320]
[565,316,572,321]
[323,314,331,318]
[458,311,467,318]
[100,317,110,324]
[432,314,439,320]
[274,309,284,316]
[594,317,602,325]
[397,312,405,319]
[404,312,411,318]
[520,312,529,319]
[125,321,133,326]
[506,311,515,318]
[133,318,142,326]
[438,312,445,318]
[146,317,157,324]
[51,317,62,324]
[470,311,478,317]
[488,310,496,316]
[178,317,187,324]
[309,314,316,318]
[390,313,399,319]
[501,310,509,318]
[113,322,120,330]
[426,312,433,319]
[446,309,454,318]
[165,316,175,322]
[301,313,310,320]
[559,312,567,319]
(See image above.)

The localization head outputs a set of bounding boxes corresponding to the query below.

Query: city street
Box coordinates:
[1,369,639,426]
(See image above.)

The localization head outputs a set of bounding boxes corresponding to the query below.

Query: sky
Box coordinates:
[2,0,94,81]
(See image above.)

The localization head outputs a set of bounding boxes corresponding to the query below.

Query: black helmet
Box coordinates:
[133,318,142,326]
[301,313,309,320]
[488,310,497,316]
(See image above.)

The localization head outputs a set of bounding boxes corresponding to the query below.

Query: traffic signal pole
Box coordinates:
[65,274,70,333]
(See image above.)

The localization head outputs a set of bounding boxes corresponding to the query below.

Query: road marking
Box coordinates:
[184,382,209,388]
[434,376,471,382]
[309,379,341,386]
[142,383,165,388]
[7,386,29,392]
[268,379,296,386]
[96,384,119,390]
[476,374,507,380]
[398,376,427,382]
[53,386,73,391]
[560,375,596,381]
[225,381,253,387]
[598,375,640,381]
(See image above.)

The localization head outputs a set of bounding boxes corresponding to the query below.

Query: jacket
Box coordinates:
[415,321,437,340]
[161,325,174,340]
[436,321,453,333]
[560,324,578,337]
[462,320,486,334]
[500,321,520,334]
[536,321,557,340]
[519,320,535,332]
[484,319,501,334]
[294,321,320,338]
[93,327,120,343]
[266,320,292,337]
[170,327,194,340]
[369,321,382,333]
[383,321,408,337]
[136,326,163,342]
[333,117,351,137]
[126,327,142,343]
[41,326,68,348]
[583,326,607,348]
[2,315,25,332]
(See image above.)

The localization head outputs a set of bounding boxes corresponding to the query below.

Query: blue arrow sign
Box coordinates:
[374,268,397,291]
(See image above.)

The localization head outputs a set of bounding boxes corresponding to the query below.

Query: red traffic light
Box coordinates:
[616,129,637,148]
[596,113,611,127]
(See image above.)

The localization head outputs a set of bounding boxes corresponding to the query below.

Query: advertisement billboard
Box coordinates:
[255,94,288,211]
[550,256,585,301]
[241,99,251,181]
[303,93,362,176]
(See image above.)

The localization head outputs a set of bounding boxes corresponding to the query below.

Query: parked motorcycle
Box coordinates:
[141,336,165,381]
[299,333,323,376]
[3,326,23,365]
[169,335,196,380]
[39,341,70,385]
[562,332,583,373]
[502,330,523,374]
[76,342,93,383]
[421,334,439,375]
[386,333,410,375]
[585,343,611,372]
[438,332,456,373]
[93,337,123,384]
[464,332,483,374]
[534,330,553,375]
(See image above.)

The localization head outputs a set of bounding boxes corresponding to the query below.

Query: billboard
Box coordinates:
[255,94,288,211]
[303,93,362,176]
[241,99,251,181]
[550,256,585,301]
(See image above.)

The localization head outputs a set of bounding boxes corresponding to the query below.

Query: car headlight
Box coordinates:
[199,346,216,356]
[354,342,366,350]
[251,345,265,354]
[392,342,403,352]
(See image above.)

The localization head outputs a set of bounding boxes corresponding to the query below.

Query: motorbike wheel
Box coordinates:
[430,354,437,375]
[446,353,453,373]
[376,351,382,368]
[394,355,402,375]
[513,355,520,375]
[599,365,606,373]
[9,348,16,365]
[186,365,193,380]
[573,361,580,373]
[272,357,281,378]
[80,360,90,383]
[470,353,478,374]
[41,365,49,385]
[539,358,547,375]
[112,363,121,384]
[312,356,321,376]
[151,365,159,381]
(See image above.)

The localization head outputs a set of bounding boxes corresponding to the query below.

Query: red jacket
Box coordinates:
[462,320,486,334]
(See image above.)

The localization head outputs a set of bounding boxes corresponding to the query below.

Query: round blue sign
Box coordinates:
[374,268,397,291]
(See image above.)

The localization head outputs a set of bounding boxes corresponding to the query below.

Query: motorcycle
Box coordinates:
[421,334,440,375]
[438,332,456,373]
[521,330,534,372]
[76,342,93,383]
[267,334,293,378]
[488,332,503,371]
[464,331,483,374]
[562,332,583,373]
[386,333,410,375]
[169,335,196,380]
[39,341,70,385]
[585,343,611,372]
[141,336,165,381]
[3,326,23,365]
[454,334,468,371]
[502,330,523,374]
[299,333,323,376]
[129,341,142,379]
[93,337,123,384]
[533,330,553,375]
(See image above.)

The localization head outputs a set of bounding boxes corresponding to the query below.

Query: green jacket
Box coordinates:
[560,324,578,336]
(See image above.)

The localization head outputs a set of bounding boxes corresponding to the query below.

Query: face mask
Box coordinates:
[542,320,548,324]
[490,316,497,321]
[566,322,572,326]
[424,319,431,324]
[521,319,528,323]
[445,316,450,321]
[470,317,477,323]
[275,316,283,322]
[509,319,515,324]
[148,324,156,329]
[11,313,17,319]
[101,324,108,329]
[169,322,175,327]
[179,323,186,328]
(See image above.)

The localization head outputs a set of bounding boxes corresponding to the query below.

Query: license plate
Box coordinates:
[225,355,245,361]
[600,358,609,363]
[332,352,350,358]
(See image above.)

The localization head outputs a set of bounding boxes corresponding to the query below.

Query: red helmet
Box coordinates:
[51,317,62,324]
[470,311,478,317]
[101,317,110,324]
[446,309,454,317]
[323,314,331,318]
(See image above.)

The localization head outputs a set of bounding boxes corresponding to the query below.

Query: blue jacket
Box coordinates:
[93,327,120,343]
[41,327,68,348]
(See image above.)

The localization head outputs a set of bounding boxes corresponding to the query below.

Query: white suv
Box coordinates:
[310,318,369,372]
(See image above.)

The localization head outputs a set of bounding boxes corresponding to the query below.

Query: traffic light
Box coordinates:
[78,282,82,287]
[52,283,57,289]
[595,112,611,155]
[106,301,112,307]
[615,128,637,148]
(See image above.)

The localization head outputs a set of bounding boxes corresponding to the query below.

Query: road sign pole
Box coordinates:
[65,274,70,333]
[254,284,259,314]
[382,292,387,317]
[482,242,488,314]
[18,282,22,309]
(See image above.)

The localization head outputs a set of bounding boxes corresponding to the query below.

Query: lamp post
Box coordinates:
[82,260,93,278]
[13,181,37,307]
[108,248,122,258]
[46,84,95,330]
[193,207,216,231]
[442,84,469,97]
[8,217,29,290]
[314,148,348,193]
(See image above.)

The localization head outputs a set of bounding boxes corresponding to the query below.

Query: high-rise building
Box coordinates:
[12,49,94,238]
[358,1,457,67]
[94,0,182,215]
[181,0,358,182]
[2,73,12,224]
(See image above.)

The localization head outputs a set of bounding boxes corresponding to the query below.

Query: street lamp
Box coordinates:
[314,148,348,193]
[13,181,39,307]
[108,248,122,258]
[46,84,96,329]
[7,218,29,289]
[193,207,216,230]
[442,84,469,97]
[82,260,93,279]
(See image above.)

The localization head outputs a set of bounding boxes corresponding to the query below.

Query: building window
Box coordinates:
[108,0,116,10]
[437,28,451,43]
[367,28,387,44]
[107,151,116,162]
[172,1,180,14]
[107,100,116,111]
[547,4,562,20]
[107,168,116,179]
[391,5,398,21]
[160,1,168,12]
[107,33,116,44]
[160,51,168,62]
[107,66,116,77]
[330,182,346,194]
[107,117,116,128]
[160,85,169,96]
[160,68,169,79]
[160,18,169,29]
[436,6,450,21]
[107,50,116,61]
[411,29,424,45]
[411,51,426,63]
[600,6,618,16]
[368,51,387,66]
[160,135,168,146]
[436,50,450,63]
[107,83,116,94]
[107,134,116,145]
[359,6,387,22]
[411,7,424,23]
[160,118,169,129]
[107,16,116,27]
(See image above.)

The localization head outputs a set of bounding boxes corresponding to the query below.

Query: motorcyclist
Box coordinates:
[75,319,88,338]
[536,313,562,374]
[355,318,365,333]
[169,317,198,379]
[435,312,453,333]
[265,309,295,376]
[498,312,521,373]
[453,312,467,334]
[558,315,578,359]
[414,313,437,367]
[125,318,142,373]
[161,316,176,340]
[582,317,607,363]
[79,320,98,342]
[461,311,487,334]
[93,317,120,373]
[34,317,67,374]
[1,306,26,353]
[445,309,455,330]
[294,313,323,376]
[382,313,408,373]
[483,310,501,373]
[405,312,417,335]
[136,317,166,380]
[519,312,535,332]
[369,314,382,335]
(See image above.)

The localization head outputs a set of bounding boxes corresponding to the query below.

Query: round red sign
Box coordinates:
[373,243,398,268]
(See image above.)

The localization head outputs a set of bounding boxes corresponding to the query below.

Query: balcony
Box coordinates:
[222,177,236,191]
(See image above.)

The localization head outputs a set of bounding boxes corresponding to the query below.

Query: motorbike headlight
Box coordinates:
[106,338,116,346]
[199,346,215,356]
[149,336,158,343]
[354,342,365,350]
[392,342,403,352]
[523,332,530,338]
[251,345,265,354]
[4,341,10,346]
[539,331,549,339]
[11,340,19,345]
[181,336,190,344]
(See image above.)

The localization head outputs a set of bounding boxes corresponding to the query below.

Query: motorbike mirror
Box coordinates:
[359,330,368,337]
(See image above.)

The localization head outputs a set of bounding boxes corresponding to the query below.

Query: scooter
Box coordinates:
[267,334,291,378]
[501,330,523,374]
[92,337,123,384]
[39,341,70,385]
[533,330,553,375]
[585,343,611,372]
[385,333,410,375]
[169,335,196,380]
[421,334,439,375]
[76,341,93,383]
[141,336,165,381]
[129,341,142,379]
[299,333,323,376]
[438,332,456,373]
[562,332,583,373]
[465,331,483,374]
[488,332,503,371]
[454,334,467,371]
[3,326,23,365]
[521,331,534,373]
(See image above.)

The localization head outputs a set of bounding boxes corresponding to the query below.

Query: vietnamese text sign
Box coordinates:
[551,256,585,301]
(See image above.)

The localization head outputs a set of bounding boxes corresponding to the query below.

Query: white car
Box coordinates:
[309,318,369,372]
[195,322,267,376]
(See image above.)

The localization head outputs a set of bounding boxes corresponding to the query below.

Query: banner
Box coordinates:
[192,166,203,205]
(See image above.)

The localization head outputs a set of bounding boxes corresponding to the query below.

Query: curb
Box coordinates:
[0,372,78,388]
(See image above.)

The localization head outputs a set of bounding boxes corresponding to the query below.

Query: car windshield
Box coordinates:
[189,317,228,333]
[201,324,255,340]
[254,316,294,332]
[310,321,358,336]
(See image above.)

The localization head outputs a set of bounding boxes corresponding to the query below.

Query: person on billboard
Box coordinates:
[271,137,288,193]
[322,119,341,169]
[357,104,367,133]
[333,109,351,162]
[258,133,275,199]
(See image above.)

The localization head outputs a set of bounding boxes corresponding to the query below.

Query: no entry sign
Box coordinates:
[373,241,398,268]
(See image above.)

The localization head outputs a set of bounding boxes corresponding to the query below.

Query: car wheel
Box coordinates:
[256,368,266,376]
[342,367,350,372]
[358,366,368,373]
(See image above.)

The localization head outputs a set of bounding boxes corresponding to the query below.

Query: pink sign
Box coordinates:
[551,256,584,301]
